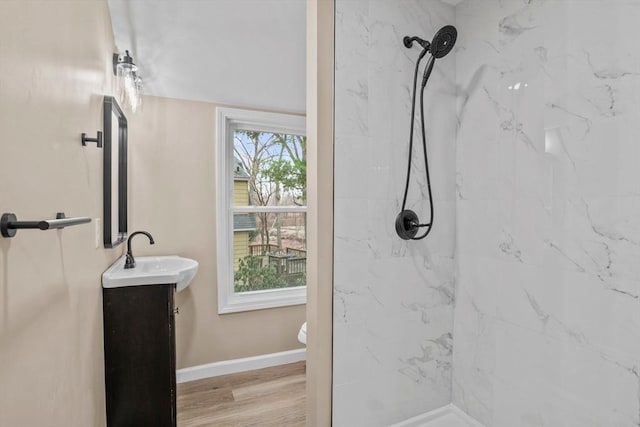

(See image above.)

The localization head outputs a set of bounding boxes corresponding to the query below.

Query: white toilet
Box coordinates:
[297,322,307,345]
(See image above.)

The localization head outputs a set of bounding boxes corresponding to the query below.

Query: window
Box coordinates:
[216,107,306,313]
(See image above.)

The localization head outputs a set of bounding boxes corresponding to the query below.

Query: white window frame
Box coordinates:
[216,107,307,314]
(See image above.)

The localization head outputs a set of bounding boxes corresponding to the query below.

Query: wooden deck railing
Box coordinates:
[248,243,279,256]
[286,247,307,257]
[286,257,306,275]
[248,244,307,280]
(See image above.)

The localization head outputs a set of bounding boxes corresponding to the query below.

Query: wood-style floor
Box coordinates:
[177,361,306,427]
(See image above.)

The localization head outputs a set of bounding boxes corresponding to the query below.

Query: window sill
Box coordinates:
[218,286,306,314]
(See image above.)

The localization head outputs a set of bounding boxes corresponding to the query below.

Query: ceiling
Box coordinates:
[107,0,306,113]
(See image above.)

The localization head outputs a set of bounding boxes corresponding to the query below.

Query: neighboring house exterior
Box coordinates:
[233,157,256,270]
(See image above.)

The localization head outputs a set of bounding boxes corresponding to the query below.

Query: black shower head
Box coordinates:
[403,25,457,59]
[429,25,457,59]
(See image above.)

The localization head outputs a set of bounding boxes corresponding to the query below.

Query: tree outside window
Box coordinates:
[232,130,307,292]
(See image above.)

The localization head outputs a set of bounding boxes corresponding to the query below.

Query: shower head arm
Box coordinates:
[403,36,430,51]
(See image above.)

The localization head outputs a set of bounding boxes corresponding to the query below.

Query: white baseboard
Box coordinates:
[391,404,485,427]
[176,348,306,384]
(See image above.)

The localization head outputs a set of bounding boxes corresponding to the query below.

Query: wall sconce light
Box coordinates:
[113,50,142,112]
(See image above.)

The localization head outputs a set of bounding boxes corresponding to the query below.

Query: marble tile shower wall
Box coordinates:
[333,1,457,426]
[453,1,640,426]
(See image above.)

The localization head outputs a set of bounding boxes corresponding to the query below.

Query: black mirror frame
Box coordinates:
[103,96,128,248]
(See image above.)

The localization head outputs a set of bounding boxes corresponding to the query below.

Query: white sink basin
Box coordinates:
[102,255,199,292]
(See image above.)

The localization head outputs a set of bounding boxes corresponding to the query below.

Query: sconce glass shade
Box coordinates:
[116,50,136,69]
[113,50,142,113]
[132,75,143,112]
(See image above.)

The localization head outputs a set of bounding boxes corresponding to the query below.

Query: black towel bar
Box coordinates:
[1,212,91,238]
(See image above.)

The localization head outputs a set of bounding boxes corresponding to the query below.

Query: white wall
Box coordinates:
[453,1,640,425]
[333,1,457,425]
[127,95,306,369]
[0,1,119,425]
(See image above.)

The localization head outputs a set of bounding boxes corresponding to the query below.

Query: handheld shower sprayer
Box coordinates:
[396,25,457,241]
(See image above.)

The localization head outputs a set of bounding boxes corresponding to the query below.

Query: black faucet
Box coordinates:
[124,231,155,269]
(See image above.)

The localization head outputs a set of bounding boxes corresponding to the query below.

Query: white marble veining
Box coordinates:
[454,1,640,426]
[333,1,457,426]
[335,0,640,425]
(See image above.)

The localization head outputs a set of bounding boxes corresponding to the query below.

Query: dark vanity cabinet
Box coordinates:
[103,284,177,427]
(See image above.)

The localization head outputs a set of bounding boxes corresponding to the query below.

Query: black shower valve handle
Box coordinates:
[412,221,431,228]
[396,209,420,240]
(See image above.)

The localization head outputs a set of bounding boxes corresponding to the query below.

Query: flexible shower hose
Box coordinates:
[400,53,435,240]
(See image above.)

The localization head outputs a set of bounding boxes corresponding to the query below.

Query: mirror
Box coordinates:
[103,96,128,248]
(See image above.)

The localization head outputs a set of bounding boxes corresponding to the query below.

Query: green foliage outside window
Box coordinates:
[234,256,280,292]
[234,255,306,292]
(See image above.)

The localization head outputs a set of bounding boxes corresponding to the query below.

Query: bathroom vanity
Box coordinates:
[103,284,177,427]
[102,255,198,427]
